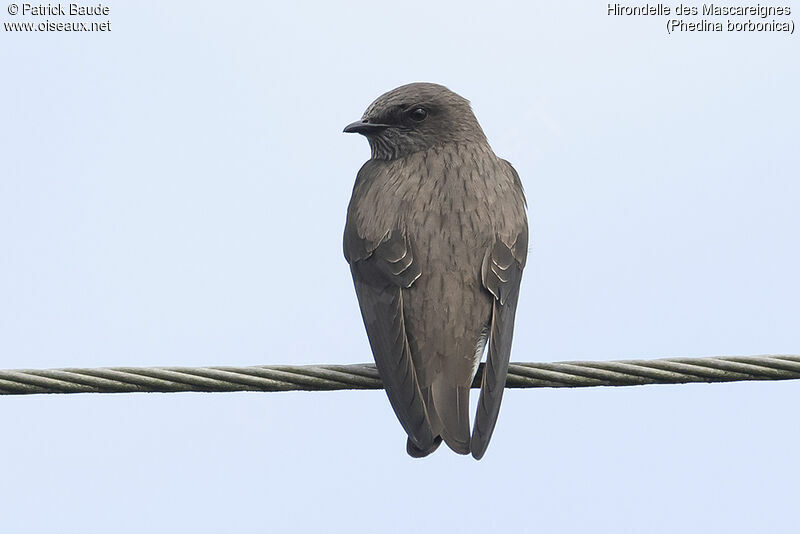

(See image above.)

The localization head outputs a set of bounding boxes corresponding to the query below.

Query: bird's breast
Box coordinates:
[396,144,502,269]
[352,142,523,275]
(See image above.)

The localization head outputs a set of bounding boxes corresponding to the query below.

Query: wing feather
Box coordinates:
[345,229,435,449]
[471,230,527,459]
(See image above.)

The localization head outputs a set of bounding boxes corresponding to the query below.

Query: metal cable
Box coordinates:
[1,354,799,396]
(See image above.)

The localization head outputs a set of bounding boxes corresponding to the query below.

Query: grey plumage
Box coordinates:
[343,82,528,459]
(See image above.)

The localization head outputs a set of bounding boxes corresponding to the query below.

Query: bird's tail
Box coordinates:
[403,384,470,457]
[406,435,442,458]
[429,382,471,455]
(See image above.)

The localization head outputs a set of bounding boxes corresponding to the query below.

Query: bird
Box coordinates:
[342,82,528,459]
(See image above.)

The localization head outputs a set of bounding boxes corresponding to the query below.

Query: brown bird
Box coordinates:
[343,82,528,459]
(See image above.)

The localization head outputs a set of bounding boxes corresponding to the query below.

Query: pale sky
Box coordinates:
[1,1,799,532]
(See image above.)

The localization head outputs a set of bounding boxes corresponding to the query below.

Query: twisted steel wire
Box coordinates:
[1,354,799,396]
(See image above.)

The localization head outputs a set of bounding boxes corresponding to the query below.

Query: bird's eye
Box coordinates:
[408,107,428,122]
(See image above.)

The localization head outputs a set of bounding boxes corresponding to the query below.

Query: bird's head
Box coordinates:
[344,82,487,160]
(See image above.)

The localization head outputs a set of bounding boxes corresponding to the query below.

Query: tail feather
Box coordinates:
[431,383,471,455]
[406,435,443,458]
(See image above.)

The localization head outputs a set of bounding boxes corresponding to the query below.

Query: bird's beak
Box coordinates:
[343,120,392,135]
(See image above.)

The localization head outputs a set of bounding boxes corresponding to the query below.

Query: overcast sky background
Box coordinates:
[2,1,799,532]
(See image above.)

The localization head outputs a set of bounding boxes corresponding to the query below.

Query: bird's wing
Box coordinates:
[471,227,528,460]
[344,226,435,449]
